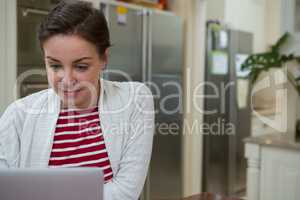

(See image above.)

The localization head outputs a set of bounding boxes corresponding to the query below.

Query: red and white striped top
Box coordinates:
[48,107,113,183]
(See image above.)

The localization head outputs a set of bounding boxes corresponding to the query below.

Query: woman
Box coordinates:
[0,1,154,200]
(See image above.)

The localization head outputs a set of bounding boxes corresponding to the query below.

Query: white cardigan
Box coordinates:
[0,79,154,200]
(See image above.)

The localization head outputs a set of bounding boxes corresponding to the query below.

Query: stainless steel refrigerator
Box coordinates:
[203,21,253,196]
[99,1,183,200]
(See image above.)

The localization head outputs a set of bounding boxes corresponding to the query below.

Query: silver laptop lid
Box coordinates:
[0,168,103,200]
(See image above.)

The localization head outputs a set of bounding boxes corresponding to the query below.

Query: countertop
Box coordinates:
[244,133,300,151]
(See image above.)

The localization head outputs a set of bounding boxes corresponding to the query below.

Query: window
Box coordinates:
[295,0,300,32]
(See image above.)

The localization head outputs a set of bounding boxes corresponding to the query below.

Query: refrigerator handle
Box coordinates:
[21,8,49,17]
[142,9,148,82]
[146,10,153,83]
[140,10,151,200]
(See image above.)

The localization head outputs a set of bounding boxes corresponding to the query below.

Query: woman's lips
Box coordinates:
[62,89,82,97]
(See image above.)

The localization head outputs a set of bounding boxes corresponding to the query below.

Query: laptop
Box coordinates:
[0,168,103,200]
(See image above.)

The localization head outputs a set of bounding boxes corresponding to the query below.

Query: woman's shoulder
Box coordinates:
[0,89,55,134]
[103,80,152,97]
[102,80,154,112]
[7,89,55,115]
[16,88,54,105]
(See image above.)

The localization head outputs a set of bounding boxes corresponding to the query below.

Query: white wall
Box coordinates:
[0,0,5,114]
[206,0,225,22]
[265,0,282,47]
[169,0,207,197]
[0,0,17,115]
[206,0,282,53]
[224,0,267,52]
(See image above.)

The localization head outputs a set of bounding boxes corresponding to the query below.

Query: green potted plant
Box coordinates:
[241,32,300,140]
[241,32,300,94]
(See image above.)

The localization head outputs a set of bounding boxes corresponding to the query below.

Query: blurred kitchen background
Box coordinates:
[0,0,300,200]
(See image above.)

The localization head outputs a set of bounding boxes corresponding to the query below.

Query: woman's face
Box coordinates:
[43,34,106,109]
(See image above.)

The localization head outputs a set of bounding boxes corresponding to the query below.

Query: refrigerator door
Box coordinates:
[203,22,253,196]
[18,0,56,10]
[17,6,47,68]
[203,23,231,195]
[228,30,253,195]
[17,1,53,98]
[148,11,183,200]
[99,3,184,199]
[103,3,144,82]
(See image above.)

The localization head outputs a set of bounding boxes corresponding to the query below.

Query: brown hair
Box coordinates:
[38,0,111,58]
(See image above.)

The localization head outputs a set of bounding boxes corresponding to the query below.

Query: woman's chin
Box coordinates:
[54,86,99,109]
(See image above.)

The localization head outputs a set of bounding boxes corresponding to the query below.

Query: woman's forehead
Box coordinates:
[43,34,98,59]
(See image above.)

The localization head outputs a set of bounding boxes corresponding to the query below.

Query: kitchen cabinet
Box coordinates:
[245,134,300,200]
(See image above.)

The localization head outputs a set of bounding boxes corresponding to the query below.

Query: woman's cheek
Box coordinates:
[47,73,58,91]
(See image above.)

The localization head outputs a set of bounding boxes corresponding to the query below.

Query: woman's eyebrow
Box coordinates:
[72,57,93,63]
[46,56,61,62]
[45,56,92,63]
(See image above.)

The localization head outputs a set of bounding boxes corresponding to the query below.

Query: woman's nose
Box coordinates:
[61,70,77,88]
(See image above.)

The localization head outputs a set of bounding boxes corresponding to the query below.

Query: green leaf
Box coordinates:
[241,31,299,92]
[271,32,290,52]
[249,67,263,83]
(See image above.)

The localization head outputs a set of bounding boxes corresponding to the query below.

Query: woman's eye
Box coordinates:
[49,64,62,71]
[75,64,89,71]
